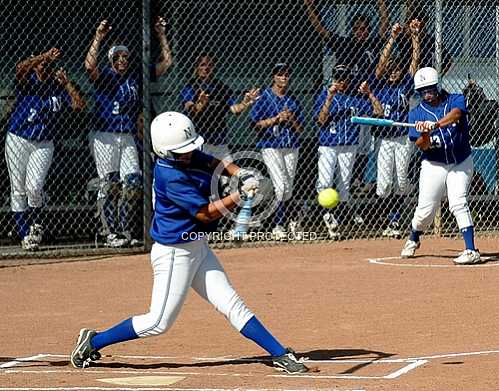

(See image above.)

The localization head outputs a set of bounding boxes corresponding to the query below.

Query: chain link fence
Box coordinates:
[1,0,498,257]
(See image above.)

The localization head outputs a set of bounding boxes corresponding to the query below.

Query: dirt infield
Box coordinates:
[2,236,499,390]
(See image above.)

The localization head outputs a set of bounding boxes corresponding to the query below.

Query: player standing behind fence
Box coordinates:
[400,67,481,265]
[303,0,388,86]
[181,53,260,160]
[5,48,85,250]
[369,20,421,238]
[313,64,383,239]
[304,0,389,197]
[70,111,309,374]
[250,63,304,240]
[85,19,171,248]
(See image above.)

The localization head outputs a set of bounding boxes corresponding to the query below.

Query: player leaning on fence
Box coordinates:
[368,19,421,239]
[400,67,481,265]
[5,48,85,251]
[85,19,172,248]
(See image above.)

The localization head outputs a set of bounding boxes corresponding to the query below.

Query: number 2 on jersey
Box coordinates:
[112,101,120,115]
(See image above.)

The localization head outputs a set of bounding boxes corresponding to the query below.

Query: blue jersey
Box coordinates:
[150,150,219,245]
[180,79,236,145]
[313,88,372,146]
[408,93,471,165]
[250,88,303,149]
[8,72,71,141]
[370,73,413,138]
[93,66,140,133]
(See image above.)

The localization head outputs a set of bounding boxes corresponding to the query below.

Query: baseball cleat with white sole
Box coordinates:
[453,249,481,265]
[401,239,420,258]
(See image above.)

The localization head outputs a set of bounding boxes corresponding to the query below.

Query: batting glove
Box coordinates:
[239,178,259,200]
[415,120,438,132]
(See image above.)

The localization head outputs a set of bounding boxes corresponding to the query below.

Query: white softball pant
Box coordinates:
[132,239,254,337]
[411,155,474,231]
[262,148,299,202]
[376,135,413,198]
[316,145,358,202]
[90,132,141,198]
[5,132,54,212]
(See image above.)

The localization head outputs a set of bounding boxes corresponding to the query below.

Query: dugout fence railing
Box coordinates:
[1,0,499,258]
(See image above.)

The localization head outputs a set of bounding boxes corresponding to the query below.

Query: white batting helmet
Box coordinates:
[151,111,204,158]
[414,67,439,90]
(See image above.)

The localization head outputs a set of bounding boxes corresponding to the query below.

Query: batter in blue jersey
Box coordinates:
[401,67,480,265]
[70,112,309,375]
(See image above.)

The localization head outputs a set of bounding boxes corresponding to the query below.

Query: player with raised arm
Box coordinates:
[70,112,310,375]
[85,18,172,248]
[5,48,85,250]
[370,19,420,238]
[313,64,383,239]
[400,67,481,265]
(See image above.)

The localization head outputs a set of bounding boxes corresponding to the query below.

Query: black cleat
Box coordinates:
[70,328,100,368]
[272,348,309,374]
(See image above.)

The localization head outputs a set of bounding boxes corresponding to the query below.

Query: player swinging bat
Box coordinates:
[71,112,309,374]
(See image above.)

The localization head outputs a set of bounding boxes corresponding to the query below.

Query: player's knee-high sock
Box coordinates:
[273,202,286,227]
[28,207,42,226]
[119,199,130,234]
[409,229,422,242]
[91,318,139,351]
[14,211,29,239]
[388,195,404,223]
[240,316,286,357]
[461,226,476,250]
[103,197,118,233]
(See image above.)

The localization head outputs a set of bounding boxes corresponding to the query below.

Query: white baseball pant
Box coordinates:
[375,135,413,198]
[5,132,54,212]
[132,239,254,337]
[411,155,474,231]
[261,148,299,202]
[316,145,358,202]
[89,131,141,198]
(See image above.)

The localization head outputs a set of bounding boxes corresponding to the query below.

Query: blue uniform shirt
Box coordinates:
[150,150,219,244]
[370,73,413,138]
[8,72,71,141]
[408,92,471,165]
[250,88,303,149]
[180,79,236,145]
[93,66,140,133]
[313,88,372,146]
